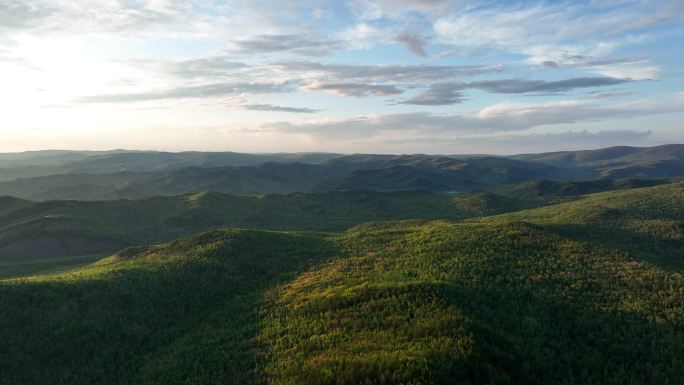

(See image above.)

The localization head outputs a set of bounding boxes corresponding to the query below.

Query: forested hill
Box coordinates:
[1,181,682,384]
[0,190,466,261]
[1,178,672,263]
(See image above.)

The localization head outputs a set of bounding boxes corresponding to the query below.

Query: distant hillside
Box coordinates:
[0,196,32,216]
[514,144,684,178]
[0,156,559,200]
[0,150,124,167]
[0,150,339,182]
[454,178,674,216]
[0,189,466,261]
[62,151,341,174]
[1,181,683,384]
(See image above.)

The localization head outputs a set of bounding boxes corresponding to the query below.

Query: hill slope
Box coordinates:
[454,178,673,216]
[0,190,466,262]
[1,182,683,384]
[514,144,684,178]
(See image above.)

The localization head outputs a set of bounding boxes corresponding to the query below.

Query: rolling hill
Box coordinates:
[1,178,676,265]
[1,181,683,384]
[0,189,467,263]
[0,150,339,182]
[0,156,560,200]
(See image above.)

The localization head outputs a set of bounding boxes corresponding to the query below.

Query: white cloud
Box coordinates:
[592,63,660,81]
[338,23,386,49]
[347,0,461,20]
[433,1,680,78]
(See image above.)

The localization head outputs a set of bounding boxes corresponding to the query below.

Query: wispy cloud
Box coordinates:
[400,77,631,105]
[432,1,681,78]
[276,61,504,83]
[162,57,249,79]
[242,104,319,113]
[469,77,631,94]
[78,82,291,103]
[399,83,466,105]
[433,1,684,47]
[348,0,458,20]
[530,54,659,80]
[227,34,342,57]
[302,82,403,97]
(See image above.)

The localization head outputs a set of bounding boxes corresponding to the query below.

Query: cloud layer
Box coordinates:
[264,94,684,140]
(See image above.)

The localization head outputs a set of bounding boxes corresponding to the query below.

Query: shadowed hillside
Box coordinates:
[454,178,674,216]
[0,190,467,263]
[1,179,677,266]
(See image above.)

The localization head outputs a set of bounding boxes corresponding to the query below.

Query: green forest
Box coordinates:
[1,180,683,384]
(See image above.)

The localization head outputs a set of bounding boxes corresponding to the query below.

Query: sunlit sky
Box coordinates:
[1,0,683,154]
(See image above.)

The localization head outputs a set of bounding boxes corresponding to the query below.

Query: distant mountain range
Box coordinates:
[0,144,682,200]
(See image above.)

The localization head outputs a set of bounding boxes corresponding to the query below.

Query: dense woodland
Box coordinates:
[1,179,683,384]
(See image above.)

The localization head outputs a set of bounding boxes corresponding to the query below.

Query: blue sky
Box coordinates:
[1,0,683,154]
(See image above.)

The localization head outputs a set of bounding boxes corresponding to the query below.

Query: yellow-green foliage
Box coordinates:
[260,219,684,385]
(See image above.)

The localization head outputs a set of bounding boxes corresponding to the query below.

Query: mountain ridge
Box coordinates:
[1,144,682,200]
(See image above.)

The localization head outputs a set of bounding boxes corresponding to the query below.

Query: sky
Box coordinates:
[1,0,683,154]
